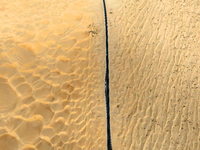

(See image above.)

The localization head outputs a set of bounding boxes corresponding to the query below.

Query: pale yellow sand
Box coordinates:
[107,0,200,149]
[0,0,106,149]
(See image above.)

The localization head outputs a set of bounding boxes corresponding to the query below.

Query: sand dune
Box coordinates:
[0,0,106,149]
[107,0,200,149]
[3,0,198,149]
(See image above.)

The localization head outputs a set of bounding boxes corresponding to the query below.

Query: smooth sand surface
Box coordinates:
[0,0,106,149]
[107,0,200,149]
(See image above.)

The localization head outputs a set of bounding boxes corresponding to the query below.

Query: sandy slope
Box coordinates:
[0,0,106,149]
[107,0,200,149]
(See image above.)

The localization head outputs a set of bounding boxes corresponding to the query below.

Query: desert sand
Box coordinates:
[0,0,106,149]
[2,0,200,149]
[107,0,200,149]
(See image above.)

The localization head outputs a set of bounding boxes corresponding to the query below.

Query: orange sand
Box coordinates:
[0,0,106,149]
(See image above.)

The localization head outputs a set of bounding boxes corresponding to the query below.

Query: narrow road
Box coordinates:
[102,0,112,150]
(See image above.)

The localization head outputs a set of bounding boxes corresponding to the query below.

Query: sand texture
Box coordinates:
[107,0,200,149]
[0,0,106,149]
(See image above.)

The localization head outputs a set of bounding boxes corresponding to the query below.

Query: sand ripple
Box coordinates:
[0,0,106,149]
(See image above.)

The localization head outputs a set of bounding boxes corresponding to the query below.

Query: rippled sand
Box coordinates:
[0,0,106,149]
[108,0,200,149]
